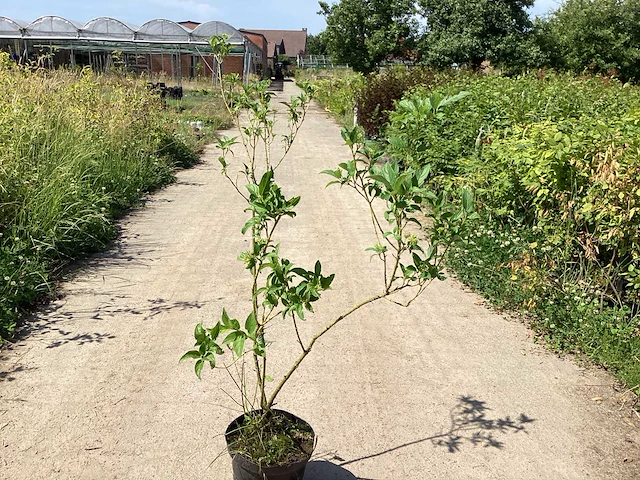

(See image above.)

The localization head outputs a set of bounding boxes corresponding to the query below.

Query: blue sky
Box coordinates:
[2,1,562,35]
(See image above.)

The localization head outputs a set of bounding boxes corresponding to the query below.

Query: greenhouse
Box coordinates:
[0,15,262,83]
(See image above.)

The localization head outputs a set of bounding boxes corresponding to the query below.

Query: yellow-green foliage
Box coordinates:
[299,70,363,127]
[389,74,640,390]
[0,65,208,341]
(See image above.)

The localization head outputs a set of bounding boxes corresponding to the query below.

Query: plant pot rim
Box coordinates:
[225,408,315,471]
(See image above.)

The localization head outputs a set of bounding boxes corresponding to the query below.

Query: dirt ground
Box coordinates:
[1,82,639,480]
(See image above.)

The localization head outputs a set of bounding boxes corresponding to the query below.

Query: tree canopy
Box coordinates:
[418,0,538,69]
[537,0,640,81]
[307,31,329,56]
[314,0,640,81]
[318,0,417,73]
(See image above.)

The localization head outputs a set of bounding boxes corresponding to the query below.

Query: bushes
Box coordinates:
[305,67,443,135]
[300,70,364,127]
[447,219,640,389]
[356,67,443,137]
[382,72,640,390]
[0,64,213,342]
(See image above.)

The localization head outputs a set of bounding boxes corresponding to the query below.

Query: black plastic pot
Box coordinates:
[225,409,314,480]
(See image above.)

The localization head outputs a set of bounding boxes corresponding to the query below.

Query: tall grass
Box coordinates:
[0,56,226,342]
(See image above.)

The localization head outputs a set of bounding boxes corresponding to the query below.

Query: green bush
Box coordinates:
[304,71,364,127]
[384,72,640,391]
[356,67,443,137]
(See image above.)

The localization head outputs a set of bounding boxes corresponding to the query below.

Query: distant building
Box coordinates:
[240,28,307,69]
[0,15,267,83]
[178,21,266,79]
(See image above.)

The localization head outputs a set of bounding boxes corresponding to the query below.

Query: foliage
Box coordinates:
[356,67,444,137]
[382,72,640,390]
[306,31,329,56]
[447,220,640,389]
[417,0,543,69]
[319,0,418,73]
[386,90,470,172]
[182,36,474,466]
[226,410,314,467]
[0,66,217,343]
[536,0,640,82]
[298,70,364,127]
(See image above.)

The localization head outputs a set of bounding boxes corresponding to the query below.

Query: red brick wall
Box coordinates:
[148,53,245,79]
[223,55,244,76]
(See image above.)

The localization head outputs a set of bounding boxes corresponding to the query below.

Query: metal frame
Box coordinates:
[0,16,254,84]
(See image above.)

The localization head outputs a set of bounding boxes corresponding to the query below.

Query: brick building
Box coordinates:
[240,28,308,70]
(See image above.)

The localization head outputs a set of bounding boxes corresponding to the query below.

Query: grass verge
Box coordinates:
[0,61,229,343]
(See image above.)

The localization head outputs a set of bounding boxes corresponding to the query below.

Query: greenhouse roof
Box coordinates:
[0,15,246,46]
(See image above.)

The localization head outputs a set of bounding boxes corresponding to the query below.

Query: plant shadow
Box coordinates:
[305,460,374,480]
[337,395,535,468]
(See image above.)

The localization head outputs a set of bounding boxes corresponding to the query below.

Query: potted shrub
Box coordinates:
[181,35,474,480]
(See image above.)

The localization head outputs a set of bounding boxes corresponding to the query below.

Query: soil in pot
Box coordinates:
[225,409,315,480]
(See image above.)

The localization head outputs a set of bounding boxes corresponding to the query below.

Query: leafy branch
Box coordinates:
[182,35,475,419]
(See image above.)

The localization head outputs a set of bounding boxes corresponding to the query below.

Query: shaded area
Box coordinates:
[305,460,375,480]
[0,363,38,383]
[16,297,205,342]
[45,332,117,349]
[339,396,535,467]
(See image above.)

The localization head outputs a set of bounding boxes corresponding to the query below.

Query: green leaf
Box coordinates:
[462,189,474,213]
[203,353,216,369]
[369,174,392,190]
[246,183,259,196]
[242,216,261,235]
[223,331,239,345]
[265,375,274,382]
[292,267,310,278]
[321,169,342,179]
[245,312,257,338]
[221,309,231,328]
[208,323,221,340]
[233,334,246,358]
[254,334,266,357]
[195,359,204,379]
[320,273,335,289]
[194,323,206,343]
[179,350,201,363]
[258,169,273,196]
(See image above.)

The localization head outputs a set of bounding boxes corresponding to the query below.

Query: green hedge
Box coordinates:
[385,73,640,390]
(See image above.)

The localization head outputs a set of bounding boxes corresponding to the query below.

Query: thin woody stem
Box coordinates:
[266,287,405,410]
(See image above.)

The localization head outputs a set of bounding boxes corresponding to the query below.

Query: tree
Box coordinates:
[537,0,640,81]
[418,0,540,69]
[318,0,418,73]
[307,31,329,55]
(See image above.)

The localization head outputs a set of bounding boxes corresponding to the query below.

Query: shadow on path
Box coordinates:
[327,395,534,473]
[305,460,375,480]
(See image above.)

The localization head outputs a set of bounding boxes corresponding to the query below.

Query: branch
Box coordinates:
[266,287,407,409]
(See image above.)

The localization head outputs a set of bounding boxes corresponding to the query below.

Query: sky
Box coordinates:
[2,1,563,35]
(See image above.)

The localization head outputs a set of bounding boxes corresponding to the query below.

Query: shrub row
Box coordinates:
[310,69,640,390]
[385,73,640,390]
[356,67,445,137]
[298,70,364,128]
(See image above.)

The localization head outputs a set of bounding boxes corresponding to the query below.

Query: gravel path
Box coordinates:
[1,82,639,480]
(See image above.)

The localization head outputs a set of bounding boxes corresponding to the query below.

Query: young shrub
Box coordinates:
[356,67,442,137]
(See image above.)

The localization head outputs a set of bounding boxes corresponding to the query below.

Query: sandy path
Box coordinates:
[1,82,639,480]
